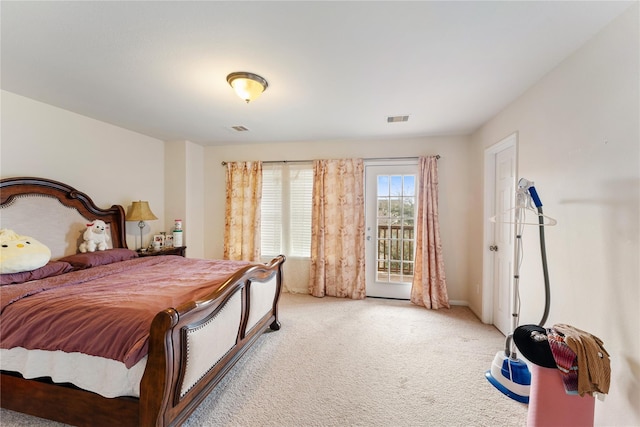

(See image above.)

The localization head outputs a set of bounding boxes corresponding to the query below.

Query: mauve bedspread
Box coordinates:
[0,256,251,368]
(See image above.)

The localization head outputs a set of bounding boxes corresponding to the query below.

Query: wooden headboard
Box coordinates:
[0,177,128,259]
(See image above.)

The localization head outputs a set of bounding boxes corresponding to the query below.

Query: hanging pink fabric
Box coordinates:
[410,156,450,309]
[224,161,262,262]
[308,158,366,299]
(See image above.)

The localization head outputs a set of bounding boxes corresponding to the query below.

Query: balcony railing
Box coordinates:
[377,225,414,276]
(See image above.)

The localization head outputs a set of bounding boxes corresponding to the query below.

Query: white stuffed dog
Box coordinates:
[78,220,110,253]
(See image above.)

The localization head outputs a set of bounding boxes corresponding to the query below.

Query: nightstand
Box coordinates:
[138,246,186,257]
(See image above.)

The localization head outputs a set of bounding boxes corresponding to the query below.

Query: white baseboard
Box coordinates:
[449,299,469,306]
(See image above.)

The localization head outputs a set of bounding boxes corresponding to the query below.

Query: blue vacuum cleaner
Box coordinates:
[485,179,553,404]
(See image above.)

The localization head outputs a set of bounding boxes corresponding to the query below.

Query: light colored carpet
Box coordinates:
[1,293,528,426]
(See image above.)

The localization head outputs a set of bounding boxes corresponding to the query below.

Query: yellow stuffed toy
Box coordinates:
[0,229,51,274]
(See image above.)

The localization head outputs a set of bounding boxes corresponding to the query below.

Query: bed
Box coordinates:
[0,176,285,426]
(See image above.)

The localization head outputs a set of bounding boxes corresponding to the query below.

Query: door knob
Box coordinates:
[489,245,498,251]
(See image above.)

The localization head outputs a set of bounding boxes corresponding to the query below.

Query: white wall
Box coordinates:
[186,141,205,258]
[165,140,205,258]
[1,90,166,250]
[0,91,475,304]
[469,6,639,425]
[204,136,473,301]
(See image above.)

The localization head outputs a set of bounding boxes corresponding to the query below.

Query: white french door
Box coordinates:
[365,161,418,299]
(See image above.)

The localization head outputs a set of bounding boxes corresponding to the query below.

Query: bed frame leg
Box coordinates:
[270,320,281,331]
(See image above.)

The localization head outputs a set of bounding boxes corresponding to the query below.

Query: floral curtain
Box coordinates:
[410,156,450,309]
[309,159,366,299]
[224,161,262,262]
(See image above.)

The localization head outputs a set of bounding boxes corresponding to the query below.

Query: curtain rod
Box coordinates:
[220,155,440,166]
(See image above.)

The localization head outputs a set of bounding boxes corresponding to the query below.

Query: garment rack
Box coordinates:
[220,155,440,166]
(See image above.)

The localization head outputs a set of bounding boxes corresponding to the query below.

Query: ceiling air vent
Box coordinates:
[387,115,409,123]
[231,125,249,132]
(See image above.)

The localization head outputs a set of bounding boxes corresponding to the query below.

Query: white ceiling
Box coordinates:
[1,1,634,146]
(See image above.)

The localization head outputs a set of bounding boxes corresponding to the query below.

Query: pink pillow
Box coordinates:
[1,261,74,285]
[59,248,138,270]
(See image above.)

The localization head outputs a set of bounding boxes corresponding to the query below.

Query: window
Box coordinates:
[261,163,313,257]
[376,174,416,283]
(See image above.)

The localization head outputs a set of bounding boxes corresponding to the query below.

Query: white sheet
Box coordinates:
[0,347,146,398]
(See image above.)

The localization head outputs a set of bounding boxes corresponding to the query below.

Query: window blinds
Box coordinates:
[261,163,313,257]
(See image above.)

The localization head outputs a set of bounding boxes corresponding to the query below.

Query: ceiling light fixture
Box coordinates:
[226,72,268,103]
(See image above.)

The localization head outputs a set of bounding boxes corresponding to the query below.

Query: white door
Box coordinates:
[482,133,518,331]
[365,161,418,299]
[490,143,517,335]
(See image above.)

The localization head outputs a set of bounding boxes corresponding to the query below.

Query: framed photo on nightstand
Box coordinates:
[153,234,165,250]
[164,234,174,248]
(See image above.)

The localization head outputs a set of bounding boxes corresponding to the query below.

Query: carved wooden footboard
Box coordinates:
[0,177,285,426]
[1,256,284,426]
[140,255,284,426]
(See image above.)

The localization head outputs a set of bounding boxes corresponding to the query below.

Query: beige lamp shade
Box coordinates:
[126,201,157,250]
[126,201,158,221]
[227,72,268,103]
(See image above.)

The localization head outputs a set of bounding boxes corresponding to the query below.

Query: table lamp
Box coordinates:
[126,201,158,250]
